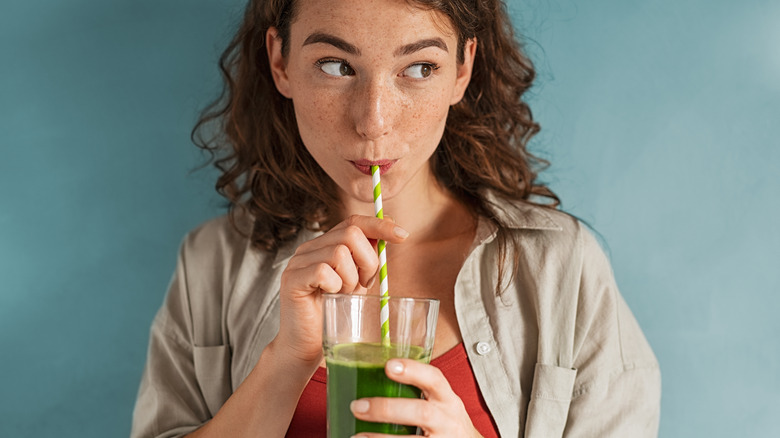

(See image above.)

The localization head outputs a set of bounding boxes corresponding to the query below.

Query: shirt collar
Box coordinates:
[482,191,563,231]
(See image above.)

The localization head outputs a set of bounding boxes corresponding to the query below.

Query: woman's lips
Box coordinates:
[351,159,397,176]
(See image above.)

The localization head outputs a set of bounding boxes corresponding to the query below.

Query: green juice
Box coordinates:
[326,342,429,437]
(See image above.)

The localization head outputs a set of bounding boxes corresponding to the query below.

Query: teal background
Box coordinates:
[1,0,777,436]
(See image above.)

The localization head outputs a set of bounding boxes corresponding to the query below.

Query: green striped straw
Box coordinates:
[371,165,391,347]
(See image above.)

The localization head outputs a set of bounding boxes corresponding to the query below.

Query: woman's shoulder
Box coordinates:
[176,211,272,274]
[177,211,317,273]
[181,213,248,254]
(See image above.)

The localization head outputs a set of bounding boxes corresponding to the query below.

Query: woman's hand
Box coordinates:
[272,215,409,365]
[349,359,483,437]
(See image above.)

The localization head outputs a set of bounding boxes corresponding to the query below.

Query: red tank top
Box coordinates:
[285,343,500,437]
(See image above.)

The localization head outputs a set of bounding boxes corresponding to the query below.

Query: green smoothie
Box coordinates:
[326,342,429,437]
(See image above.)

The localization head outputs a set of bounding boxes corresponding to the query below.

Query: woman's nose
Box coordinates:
[351,78,393,140]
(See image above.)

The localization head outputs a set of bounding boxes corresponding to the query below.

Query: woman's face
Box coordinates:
[267,0,475,207]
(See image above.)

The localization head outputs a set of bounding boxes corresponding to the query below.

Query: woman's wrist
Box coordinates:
[265,335,323,372]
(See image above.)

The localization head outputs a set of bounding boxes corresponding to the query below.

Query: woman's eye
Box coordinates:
[403,63,438,79]
[318,60,354,77]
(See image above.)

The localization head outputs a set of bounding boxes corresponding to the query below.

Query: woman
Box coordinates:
[132,0,661,436]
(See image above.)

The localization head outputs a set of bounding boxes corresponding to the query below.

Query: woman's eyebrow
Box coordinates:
[394,38,448,56]
[302,32,361,56]
[301,33,448,57]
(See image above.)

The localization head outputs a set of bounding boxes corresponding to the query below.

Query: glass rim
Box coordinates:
[322,293,439,305]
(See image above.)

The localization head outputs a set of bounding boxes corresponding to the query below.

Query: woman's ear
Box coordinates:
[266,27,292,98]
[450,38,477,106]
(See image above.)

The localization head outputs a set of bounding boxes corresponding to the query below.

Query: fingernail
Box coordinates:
[366,275,376,289]
[393,226,409,239]
[387,359,404,375]
[350,399,369,413]
[351,435,368,438]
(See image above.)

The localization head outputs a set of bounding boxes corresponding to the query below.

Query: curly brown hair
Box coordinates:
[192,0,559,260]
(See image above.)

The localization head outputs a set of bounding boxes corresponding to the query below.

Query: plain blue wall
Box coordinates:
[1,0,778,436]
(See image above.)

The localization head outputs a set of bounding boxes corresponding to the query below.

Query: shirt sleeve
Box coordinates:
[130,239,211,438]
[563,228,661,437]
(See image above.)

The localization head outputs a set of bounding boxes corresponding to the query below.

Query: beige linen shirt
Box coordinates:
[131,199,660,437]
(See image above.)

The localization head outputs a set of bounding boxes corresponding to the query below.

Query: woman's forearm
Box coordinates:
[185,339,320,438]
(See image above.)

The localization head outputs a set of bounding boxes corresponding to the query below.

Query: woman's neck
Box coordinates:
[339,169,475,245]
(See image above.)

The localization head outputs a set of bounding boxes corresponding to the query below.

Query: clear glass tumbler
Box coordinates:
[323,294,439,437]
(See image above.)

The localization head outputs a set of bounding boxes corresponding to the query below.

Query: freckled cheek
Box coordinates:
[295,91,346,138]
[401,92,451,139]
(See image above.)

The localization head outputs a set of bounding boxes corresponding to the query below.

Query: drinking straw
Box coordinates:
[371,165,391,347]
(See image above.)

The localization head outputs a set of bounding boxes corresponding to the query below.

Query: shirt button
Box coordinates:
[476,341,491,355]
